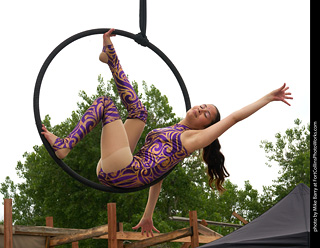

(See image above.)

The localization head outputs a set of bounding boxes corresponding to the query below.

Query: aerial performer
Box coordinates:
[41,28,293,237]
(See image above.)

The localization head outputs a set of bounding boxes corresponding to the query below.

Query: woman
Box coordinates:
[42,29,293,236]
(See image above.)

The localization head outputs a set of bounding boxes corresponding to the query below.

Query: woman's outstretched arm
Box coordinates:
[231,83,292,122]
[183,83,293,152]
[132,180,163,237]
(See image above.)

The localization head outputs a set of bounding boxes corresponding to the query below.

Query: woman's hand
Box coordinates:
[268,83,293,106]
[132,180,162,237]
[132,217,160,237]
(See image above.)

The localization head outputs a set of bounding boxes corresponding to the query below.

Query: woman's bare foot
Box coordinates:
[103,28,115,46]
[99,28,116,64]
[41,124,70,159]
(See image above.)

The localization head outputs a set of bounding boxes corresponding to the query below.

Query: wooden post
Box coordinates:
[189,210,199,248]
[117,222,124,248]
[200,219,208,227]
[108,203,117,248]
[4,199,13,248]
[46,216,81,247]
[72,242,79,248]
[232,211,248,224]
[46,216,54,248]
[46,217,54,227]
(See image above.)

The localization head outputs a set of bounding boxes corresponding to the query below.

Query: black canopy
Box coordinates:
[200,183,310,248]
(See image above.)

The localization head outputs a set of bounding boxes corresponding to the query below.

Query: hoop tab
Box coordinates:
[134,32,149,47]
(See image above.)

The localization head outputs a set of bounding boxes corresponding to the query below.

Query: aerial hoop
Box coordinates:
[33,28,191,193]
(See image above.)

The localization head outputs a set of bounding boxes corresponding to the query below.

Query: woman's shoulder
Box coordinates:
[180,128,202,154]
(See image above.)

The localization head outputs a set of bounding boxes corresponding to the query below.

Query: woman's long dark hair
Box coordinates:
[201,106,229,193]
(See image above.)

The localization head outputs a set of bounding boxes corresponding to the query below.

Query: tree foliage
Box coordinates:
[260,118,310,202]
[1,77,310,247]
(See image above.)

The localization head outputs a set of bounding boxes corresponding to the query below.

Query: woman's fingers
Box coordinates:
[283,99,291,106]
[152,226,160,233]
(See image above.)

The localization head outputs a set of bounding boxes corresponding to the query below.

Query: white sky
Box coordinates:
[0,0,310,221]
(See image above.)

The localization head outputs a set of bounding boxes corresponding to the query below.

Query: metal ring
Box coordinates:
[33,28,191,193]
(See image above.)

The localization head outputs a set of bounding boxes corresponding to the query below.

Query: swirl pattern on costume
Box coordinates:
[104,44,148,123]
[98,123,191,188]
[52,45,146,152]
[53,96,120,151]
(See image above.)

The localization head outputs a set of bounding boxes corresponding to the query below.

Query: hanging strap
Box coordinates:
[135,0,149,46]
[139,0,147,37]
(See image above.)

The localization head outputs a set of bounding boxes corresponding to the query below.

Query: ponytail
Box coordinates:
[201,106,229,193]
[202,138,229,193]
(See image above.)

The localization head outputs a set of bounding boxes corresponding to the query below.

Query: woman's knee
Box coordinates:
[127,103,148,124]
[100,96,121,126]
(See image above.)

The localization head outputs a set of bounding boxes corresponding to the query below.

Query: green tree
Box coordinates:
[3,76,309,247]
[260,118,310,202]
[0,76,211,247]
[201,179,263,235]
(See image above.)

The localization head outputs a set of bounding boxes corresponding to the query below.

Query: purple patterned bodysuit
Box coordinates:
[52,43,191,189]
[98,123,191,188]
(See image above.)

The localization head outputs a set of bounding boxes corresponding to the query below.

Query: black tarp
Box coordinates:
[200,183,310,248]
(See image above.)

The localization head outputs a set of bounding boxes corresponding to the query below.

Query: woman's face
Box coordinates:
[185,104,218,129]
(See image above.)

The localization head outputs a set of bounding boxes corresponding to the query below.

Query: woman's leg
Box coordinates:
[43,94,133,175]
[42,96,122,159]
[97,31,148,175]
[100,31,148,153]
[98,120,133,174]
